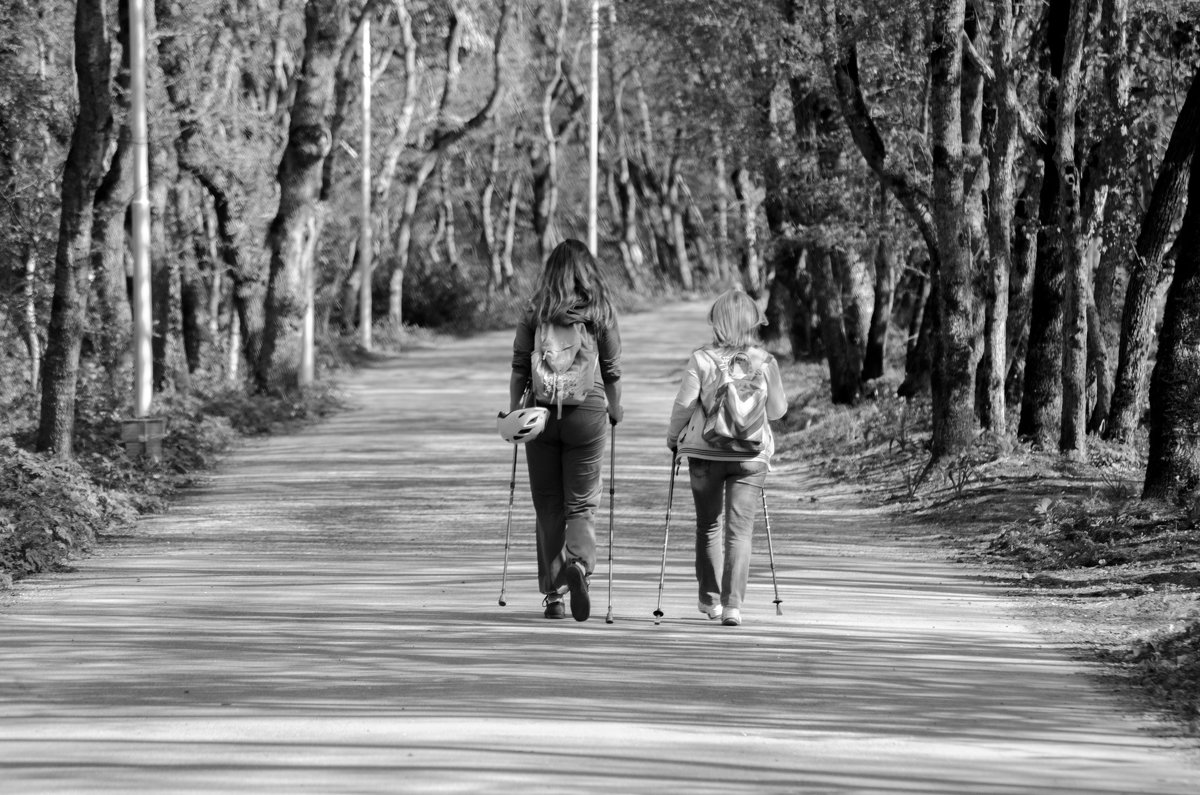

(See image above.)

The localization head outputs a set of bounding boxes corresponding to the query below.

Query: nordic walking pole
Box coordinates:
[761,486,782,615]
[653,456,680,625]
[498,443,519,606]
[605,420,616,624]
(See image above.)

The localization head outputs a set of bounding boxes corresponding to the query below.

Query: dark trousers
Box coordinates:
[525,406,606,594]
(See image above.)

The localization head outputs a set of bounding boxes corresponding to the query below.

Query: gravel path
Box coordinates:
[2,300,1198,793]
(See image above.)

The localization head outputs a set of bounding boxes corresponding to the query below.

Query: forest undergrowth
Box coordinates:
[774,358,1200,738]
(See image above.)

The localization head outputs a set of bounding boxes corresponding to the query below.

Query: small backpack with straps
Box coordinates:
[531,320,599,418]
[700,348,770,453]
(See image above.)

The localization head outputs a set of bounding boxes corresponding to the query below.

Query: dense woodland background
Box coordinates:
[1,0,1199,578]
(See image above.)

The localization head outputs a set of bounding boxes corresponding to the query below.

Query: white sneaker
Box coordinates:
[698,602,721,620]
[721,607,741,626]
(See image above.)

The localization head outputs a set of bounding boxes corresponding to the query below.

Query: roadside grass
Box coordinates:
[0,324,447,588]
[0,378,344,588]
[774,356,1200,737]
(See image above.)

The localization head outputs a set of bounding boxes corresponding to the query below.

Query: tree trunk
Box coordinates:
[256,0,349,392]
[89,1,133,385]
[195,173,259,371]
[899,271,934,398]
[981,0,1021,433]
[1089,207,1122,433]
[666,150,693,290]
[929,0,976,458]
[712,128,731,283]
[151,234,173,391]
[961,1,988,421]
[227,303,241,384]
[442,164,459,273]
[1018,0,1072,446]
[150,118,176,392]
[374,0,417,268]
[530,0,580,264]
[501,175,518,287]
[1055,0,1094,457]
[835,246,870,378]
[1085,0,1132,434]
[680,175,712,283]
[205,223,220,343]
[764,240,808,359]
[36,0,116,457]
[1142,124,1200,502]
[531,149,555,264]
[610,73,645,289]
[390,169,428,325]
[425,166,447,271]
[481,134,502,301]
[1106,68,1200,442]
[1006,170,1042,405]
[811,247,858,404]
[631,70,683,282]
[605,1,645,288]
[862,191,895,382]
[175,181,206,375]
[731,161,762,292]
[22,248,41,388]
[340,237,360,330]
[1018,166,1066,446]
[1086,286,1111,432]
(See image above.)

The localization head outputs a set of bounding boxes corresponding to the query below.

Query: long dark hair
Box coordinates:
[530,238,615,326]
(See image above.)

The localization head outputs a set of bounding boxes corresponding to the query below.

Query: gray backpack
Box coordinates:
[531,321,599,418]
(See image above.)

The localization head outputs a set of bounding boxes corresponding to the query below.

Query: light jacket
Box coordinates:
[666,344,788,465]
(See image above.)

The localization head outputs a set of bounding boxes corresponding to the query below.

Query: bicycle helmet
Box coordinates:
[497,406,549,443]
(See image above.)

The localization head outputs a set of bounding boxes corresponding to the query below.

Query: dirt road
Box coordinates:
[2,301,1198,793]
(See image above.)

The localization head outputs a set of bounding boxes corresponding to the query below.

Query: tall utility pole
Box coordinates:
[129,0,153,416]
[299,216,315,387]
[587,0,599,255]
[359,17,373,350]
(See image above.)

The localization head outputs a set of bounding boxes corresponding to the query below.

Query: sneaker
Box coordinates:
[564,561,590,622]
[543,594,566,619]
[698,602,721,620]
[721,607,741,626]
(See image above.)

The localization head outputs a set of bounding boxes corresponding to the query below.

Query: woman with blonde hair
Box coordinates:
[665,289,787,626]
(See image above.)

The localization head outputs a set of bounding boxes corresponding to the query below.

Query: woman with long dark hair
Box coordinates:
[508,239,623,621]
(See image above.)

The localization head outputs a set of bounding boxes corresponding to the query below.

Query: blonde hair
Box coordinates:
[708,288,767,347]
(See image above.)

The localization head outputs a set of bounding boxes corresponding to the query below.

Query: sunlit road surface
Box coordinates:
[3,301,1199,794]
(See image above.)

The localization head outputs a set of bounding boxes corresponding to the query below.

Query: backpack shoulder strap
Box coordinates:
[573,319,596,345]
[699,347,725,371]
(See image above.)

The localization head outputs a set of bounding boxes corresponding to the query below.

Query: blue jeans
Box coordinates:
[688,458,767,610]
[525,406,607,594]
